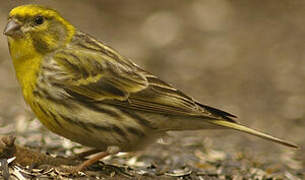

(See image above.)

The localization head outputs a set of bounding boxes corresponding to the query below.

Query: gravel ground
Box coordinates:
[0,1,304,179]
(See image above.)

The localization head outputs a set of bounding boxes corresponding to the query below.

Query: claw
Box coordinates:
[75,146,120,172]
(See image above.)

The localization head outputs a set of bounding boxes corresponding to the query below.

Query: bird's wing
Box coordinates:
[48,32,236,120]
[110,70,236,120]
[48,47,148,101]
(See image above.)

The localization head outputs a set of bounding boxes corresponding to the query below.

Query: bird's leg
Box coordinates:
[70,149,102,160]
[75,146,120,172]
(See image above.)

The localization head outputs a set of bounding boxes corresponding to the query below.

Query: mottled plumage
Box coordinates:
[4,4,297,171]
[29,30,236,150]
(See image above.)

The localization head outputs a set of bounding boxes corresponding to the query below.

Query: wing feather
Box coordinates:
[48,31,235,120]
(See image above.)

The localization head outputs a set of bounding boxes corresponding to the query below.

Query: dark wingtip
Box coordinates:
[196,102,237,122]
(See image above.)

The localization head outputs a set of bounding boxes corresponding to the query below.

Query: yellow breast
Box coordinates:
[8,36,42,104]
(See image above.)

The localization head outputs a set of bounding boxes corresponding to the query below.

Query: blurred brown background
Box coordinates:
[0,0,304,177]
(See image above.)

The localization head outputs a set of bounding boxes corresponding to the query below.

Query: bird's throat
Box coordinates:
[9,37,42,104]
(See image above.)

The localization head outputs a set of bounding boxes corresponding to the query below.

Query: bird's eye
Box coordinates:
[34,16,44,25]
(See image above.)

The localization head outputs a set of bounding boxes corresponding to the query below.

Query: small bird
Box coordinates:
[4,4,297,171]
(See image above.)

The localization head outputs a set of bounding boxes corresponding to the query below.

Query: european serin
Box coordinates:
[4,4,297,171]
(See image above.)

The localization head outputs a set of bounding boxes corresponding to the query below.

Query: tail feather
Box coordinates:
[208,120,298,149]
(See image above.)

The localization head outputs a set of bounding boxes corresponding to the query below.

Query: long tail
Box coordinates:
[207,120,298,149]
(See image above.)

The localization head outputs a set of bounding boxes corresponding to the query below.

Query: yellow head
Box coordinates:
[4,5,76,100]
[4,4,75,54]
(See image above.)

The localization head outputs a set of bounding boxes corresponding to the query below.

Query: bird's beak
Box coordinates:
[3,19,21,37]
